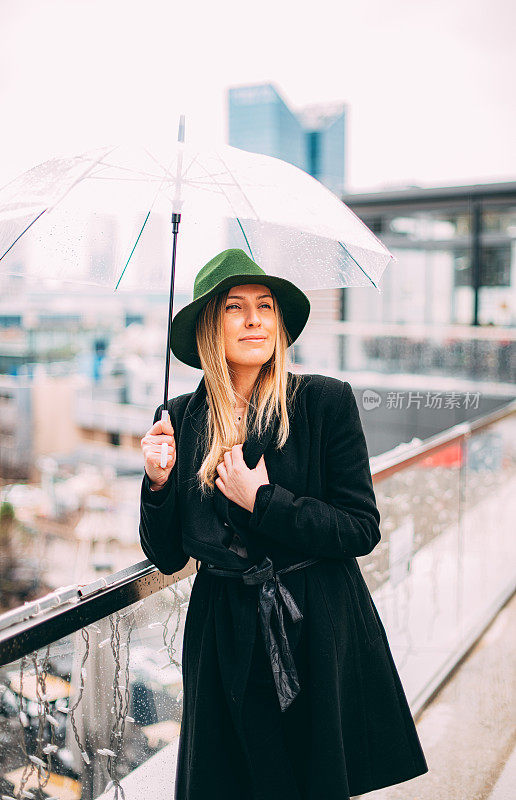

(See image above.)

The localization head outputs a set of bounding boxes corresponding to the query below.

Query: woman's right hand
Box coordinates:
[140,413,176,489]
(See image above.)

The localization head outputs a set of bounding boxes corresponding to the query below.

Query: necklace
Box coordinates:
[234,406,246,422]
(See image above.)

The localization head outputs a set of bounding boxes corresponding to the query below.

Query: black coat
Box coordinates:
[139,372,429,799]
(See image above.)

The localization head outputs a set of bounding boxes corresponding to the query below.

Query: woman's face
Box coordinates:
[223,283,277,370]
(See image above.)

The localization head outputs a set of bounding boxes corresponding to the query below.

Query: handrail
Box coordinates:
[372,397,516,481]
[314,319,516,342]
[0,560,197,667]
[1,396,515,667]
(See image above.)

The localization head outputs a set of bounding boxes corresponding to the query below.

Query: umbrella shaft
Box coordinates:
[164,213,181,410]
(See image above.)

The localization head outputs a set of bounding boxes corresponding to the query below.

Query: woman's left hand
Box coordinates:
[215,444,269,513]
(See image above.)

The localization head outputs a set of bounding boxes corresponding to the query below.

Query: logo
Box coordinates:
[362,390,382,410]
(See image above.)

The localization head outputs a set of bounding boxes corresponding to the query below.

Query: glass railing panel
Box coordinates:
[459,414,516,629]
[0,572,194,800]
[361,411,516,712]
[363,442,462,592]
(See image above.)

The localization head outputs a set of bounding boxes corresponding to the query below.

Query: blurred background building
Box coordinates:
[228,82,347,196]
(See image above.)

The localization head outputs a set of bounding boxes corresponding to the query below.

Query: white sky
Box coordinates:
[0,0,515,193]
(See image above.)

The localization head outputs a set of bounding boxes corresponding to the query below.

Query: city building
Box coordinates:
[340,180,516,329]
[228,82,347,195]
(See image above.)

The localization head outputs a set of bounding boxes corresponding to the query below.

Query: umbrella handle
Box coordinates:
[160,409,170,468]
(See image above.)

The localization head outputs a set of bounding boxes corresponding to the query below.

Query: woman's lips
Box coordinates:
[240,337,266,342]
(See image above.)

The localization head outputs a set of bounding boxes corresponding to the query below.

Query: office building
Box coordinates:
[228,82,347,195]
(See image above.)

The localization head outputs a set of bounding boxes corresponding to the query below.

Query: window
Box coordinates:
[454,243,511,287]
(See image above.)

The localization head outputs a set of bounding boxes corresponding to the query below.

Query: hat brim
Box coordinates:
[170,273,311,370]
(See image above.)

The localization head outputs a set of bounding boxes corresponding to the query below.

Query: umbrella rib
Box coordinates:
[236,218,255,260]
[179,152,199,182]
[86,175,168,182]
[214,151,260,220]
[141,148,206,216]
[184,153,257,219]
[142,146,246,208]
[113,210,152,291]
[42,145,121,212]
[338,241,378,289]
[143,148,257,203]
[183,176,258,188]
[142,149,199,191]
[113,154,183,290]
[141,150,182,195]
[114,147,209,291]
[144,148,232,205]
[155,153,229,206]
[87,161,167,181]
[0,208,47,262]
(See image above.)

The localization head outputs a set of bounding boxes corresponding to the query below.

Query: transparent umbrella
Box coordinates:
[0,115,395,460]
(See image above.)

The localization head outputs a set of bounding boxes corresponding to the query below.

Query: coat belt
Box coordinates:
[199,555,320,712]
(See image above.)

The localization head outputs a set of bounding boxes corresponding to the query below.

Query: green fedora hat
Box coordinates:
[170,248,311,370]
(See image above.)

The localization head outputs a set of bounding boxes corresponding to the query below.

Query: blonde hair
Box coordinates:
[194,286,302,494]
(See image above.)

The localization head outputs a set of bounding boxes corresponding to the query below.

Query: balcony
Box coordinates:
[302,320,516,388]
[1,399,515,799]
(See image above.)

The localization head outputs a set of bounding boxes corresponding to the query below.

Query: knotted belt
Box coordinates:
[199,555,320,712]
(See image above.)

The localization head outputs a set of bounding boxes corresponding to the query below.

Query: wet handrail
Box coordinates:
[372,397,516,481]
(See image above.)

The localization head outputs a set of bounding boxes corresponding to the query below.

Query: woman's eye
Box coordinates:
[226,304,271,310]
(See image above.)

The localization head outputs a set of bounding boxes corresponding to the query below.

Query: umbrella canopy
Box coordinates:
[0,116,395,415]
[0,130,394,294]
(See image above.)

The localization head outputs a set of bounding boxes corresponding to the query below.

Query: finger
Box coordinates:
[215,476,225,494]
[147,453,175,470]
[146,444,175,457]
[223,449,233,469]
[231,443,244,463]
[149,418,175,436]
[145,447,175,468]
[146,447,175,464]
[216,462,228,479]
[145,434,175,446]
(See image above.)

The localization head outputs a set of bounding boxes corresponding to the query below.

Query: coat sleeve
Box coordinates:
[139,402,190,575]
[248,381,381,559]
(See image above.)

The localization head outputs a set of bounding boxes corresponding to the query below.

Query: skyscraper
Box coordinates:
[228,82,347,196]
[297,101,347,196]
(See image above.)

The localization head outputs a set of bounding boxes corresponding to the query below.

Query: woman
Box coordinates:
[139,248,428,800]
